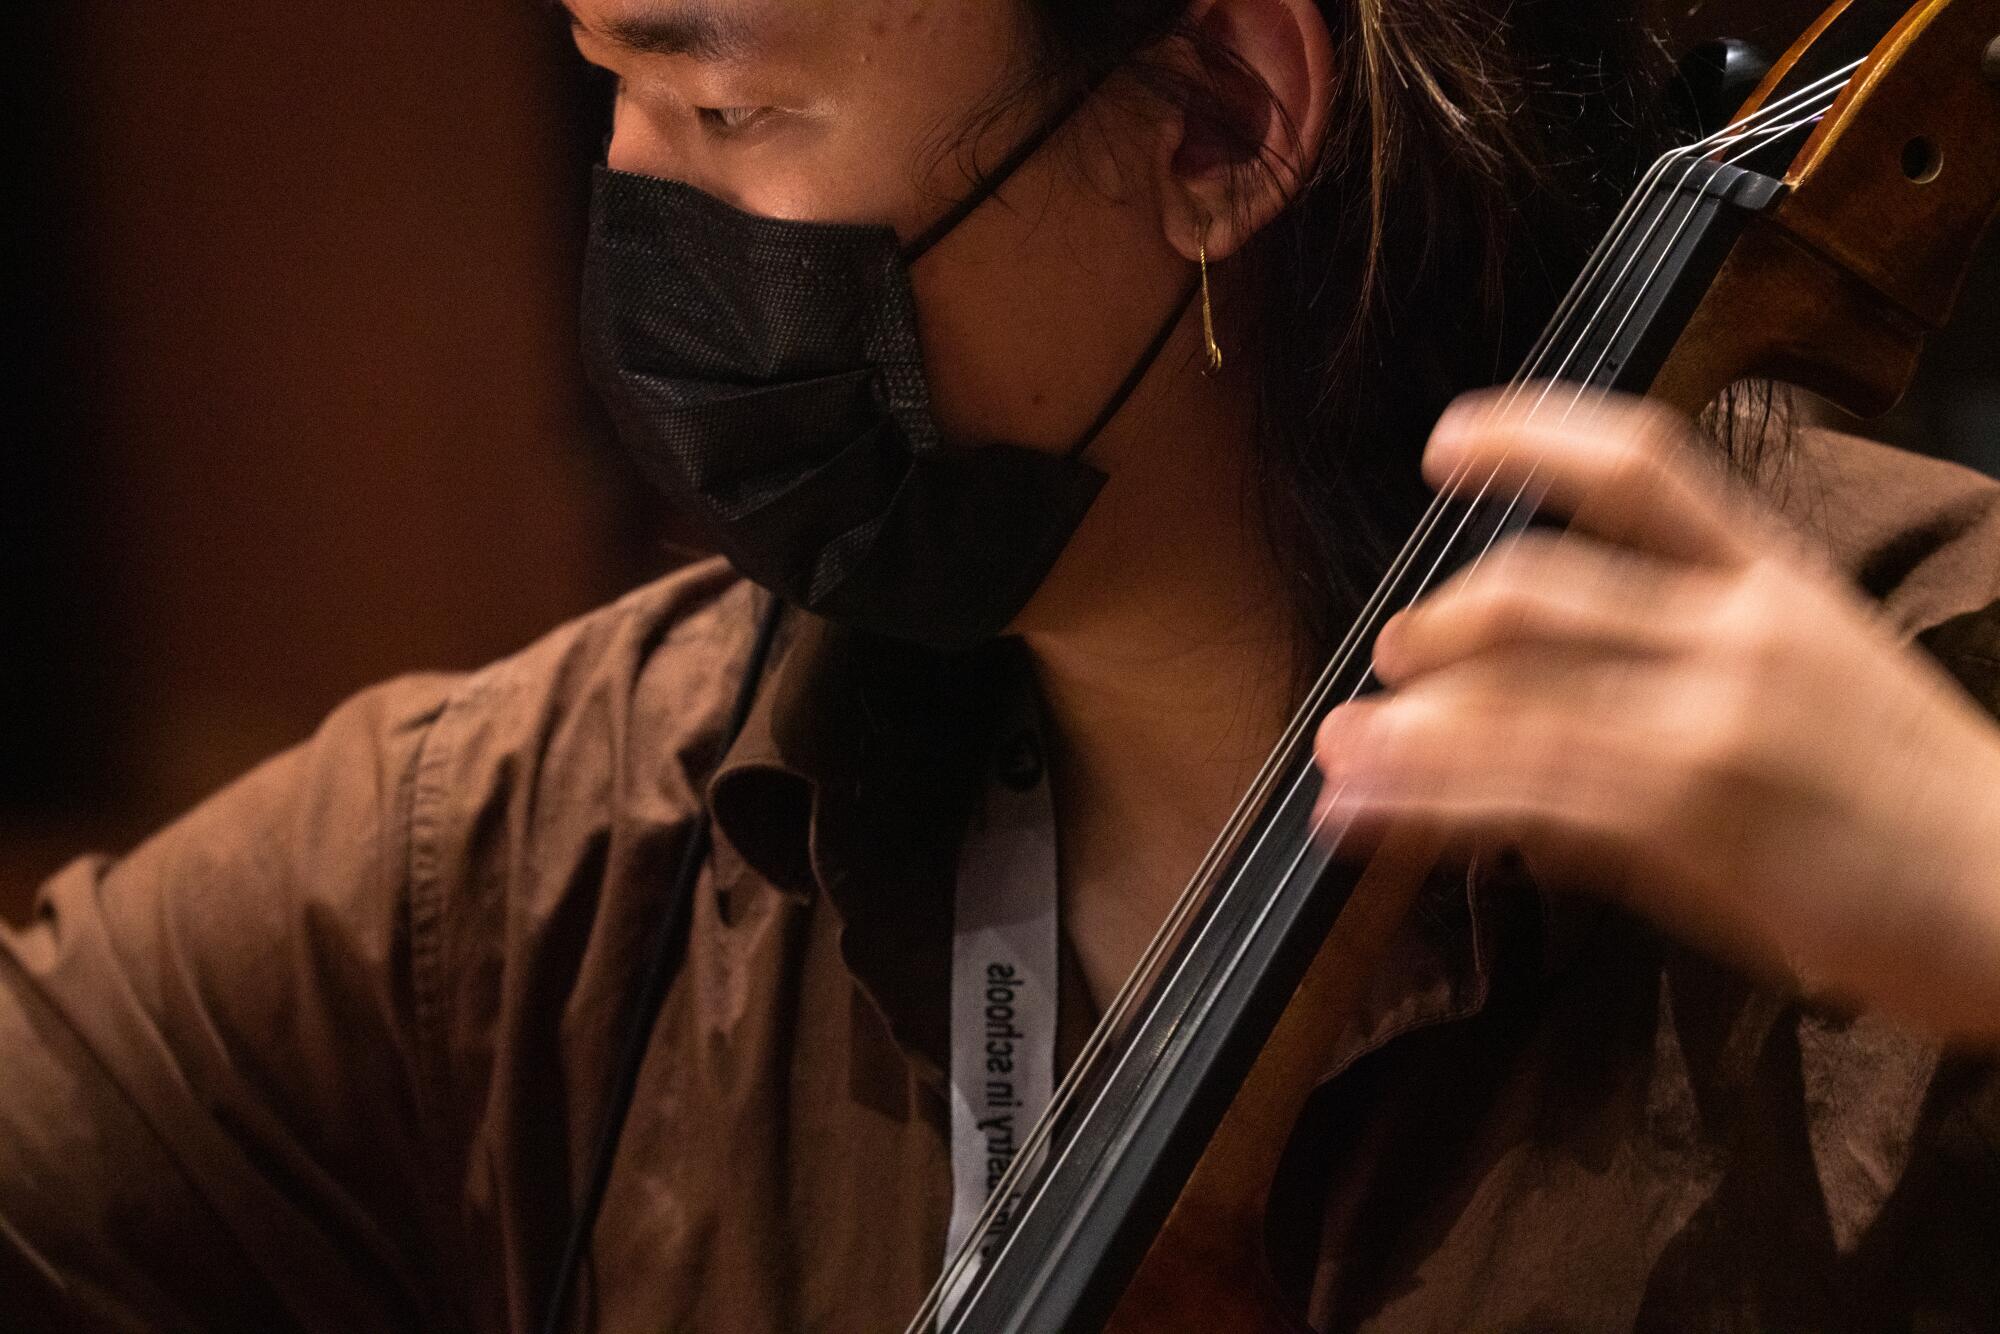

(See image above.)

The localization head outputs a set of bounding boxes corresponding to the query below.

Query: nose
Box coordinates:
[605,98,676,178]
[601,102,747,213]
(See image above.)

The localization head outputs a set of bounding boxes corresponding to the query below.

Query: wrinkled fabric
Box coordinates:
[3,431,2000,1334]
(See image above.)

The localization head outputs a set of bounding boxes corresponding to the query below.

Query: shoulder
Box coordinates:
[1766,429,2000,709]
[414,556,760,816]
[75,558,761,927]
[395,558,772,1152]
[1766,428,2000,632]
[401,557,767,956]
[0,560,768,1329]
[16,555,765,1073]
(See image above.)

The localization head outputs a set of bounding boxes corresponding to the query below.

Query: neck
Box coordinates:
[1016,347,1299,1005]
[1026,565,1295,861]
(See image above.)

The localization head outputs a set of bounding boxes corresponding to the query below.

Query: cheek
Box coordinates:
[910,159,1188,453]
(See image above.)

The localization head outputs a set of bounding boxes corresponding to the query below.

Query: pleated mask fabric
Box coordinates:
[581,167,1111,652]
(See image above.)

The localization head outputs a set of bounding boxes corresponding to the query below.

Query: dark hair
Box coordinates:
[1002,1,1673,661]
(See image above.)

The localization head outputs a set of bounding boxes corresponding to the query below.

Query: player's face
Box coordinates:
[562,0,1199,459]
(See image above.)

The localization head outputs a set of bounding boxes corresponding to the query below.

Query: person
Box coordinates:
[5,0,1999,1330]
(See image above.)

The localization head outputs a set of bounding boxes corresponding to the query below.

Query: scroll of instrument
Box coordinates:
[906,2,2000,1329]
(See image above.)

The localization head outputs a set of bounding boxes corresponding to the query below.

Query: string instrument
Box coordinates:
[905,2,2000,1329]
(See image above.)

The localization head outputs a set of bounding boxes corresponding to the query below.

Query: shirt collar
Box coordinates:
[710,617,1030,1074]
[706,614,1546,1085]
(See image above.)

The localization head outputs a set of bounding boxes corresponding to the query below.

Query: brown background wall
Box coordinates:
[1,1,662,912]
[63,1,635,805]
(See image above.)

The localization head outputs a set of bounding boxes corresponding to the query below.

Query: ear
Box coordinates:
[1155,0,1335,265]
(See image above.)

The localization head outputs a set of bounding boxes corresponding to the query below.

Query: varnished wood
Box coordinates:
[1652,221,1926,417]
[1654,0,2000,416]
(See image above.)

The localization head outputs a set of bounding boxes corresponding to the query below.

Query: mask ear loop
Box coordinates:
[901,75,1113,265]
[894,60,1201,461]
[1066,276,1202,460]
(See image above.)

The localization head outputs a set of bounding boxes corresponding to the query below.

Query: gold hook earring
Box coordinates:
[1198,218,1224,375]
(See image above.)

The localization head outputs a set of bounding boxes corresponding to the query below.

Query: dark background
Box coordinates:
[1,0,659,912]
[3,1,1997,920]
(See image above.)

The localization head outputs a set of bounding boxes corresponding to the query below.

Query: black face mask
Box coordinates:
[579,108,1193,652]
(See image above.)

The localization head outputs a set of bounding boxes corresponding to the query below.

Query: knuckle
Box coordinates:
[1602,432,1670,504]
[1664,675,1773,807]
[1434,573,1539,653]
[1475,586,1544,644]
[1705,565,1794,670]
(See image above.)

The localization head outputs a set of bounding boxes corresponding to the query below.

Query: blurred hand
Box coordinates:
[1314,388,2000,1047]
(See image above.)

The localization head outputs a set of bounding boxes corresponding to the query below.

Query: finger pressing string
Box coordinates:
[1374,532,1715,682]
[1426,388,1756,568]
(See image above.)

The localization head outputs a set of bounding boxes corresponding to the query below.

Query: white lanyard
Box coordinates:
[946,712,1060,1266]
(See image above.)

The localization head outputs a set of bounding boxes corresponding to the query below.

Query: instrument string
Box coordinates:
[915,76,1847,1328]
[910,59,1858,1331]
[1242,95,1851,1040]
[924,83,1844,1323]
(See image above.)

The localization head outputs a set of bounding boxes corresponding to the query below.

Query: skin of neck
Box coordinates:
[1014,310,1301,1006]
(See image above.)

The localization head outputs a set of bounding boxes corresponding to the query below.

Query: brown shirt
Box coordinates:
[4,431,2000,1334]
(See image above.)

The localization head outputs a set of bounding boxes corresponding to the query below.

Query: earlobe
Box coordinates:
[1158,0,1336,265]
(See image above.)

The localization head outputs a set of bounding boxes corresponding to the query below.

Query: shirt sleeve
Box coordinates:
[0,672,464,1334]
